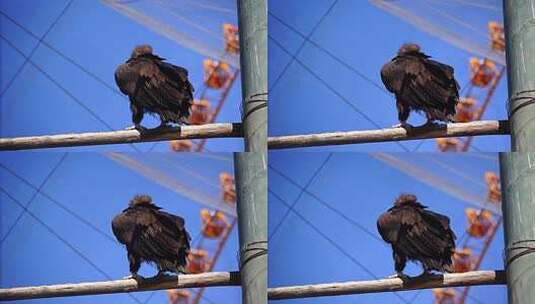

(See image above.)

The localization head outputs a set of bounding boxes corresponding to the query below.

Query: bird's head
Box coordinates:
[130,44,153,59]
[397,43,421,56]
[129,194,155,207]
[394,193,418,207]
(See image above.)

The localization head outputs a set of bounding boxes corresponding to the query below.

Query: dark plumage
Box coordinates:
[377,194,456,277]
[112,194,191,278]
[115,45,194,129]
[381,43,460,127]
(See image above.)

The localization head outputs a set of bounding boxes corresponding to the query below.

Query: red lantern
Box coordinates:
[465,208,494,238]
[223,23,239,54]
[455,97,480,123]
[170,140,193,152]
[436,138,459,152]
[187,249,210,274]
[189,99,212,125]
[488,22,505,52]
[219,172,236,204]
[485,172,501,204]
[203,59,231,89]
[432,288,457,304]
[200,209,228,238]
[469,58,497,87]
[167,289,190,304]
[453,248,474,273]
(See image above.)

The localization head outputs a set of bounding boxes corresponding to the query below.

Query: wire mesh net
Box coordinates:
[107,152,237,216]
[103,0,240,67]
[370,0,504,65]
[373,152,501,214]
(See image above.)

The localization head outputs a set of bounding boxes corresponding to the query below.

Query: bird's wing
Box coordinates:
[121,58,192,115]
[421,209,457,242]
[114,62,139,96]
[111,210,138,245]
[395,205,455,259]
[380,59,406,93]
[423,59,459,93]
[377,203,430,244]
[409,58,459,109]
[158,62,191,86]
[425,60,457,86]
[157,211,191,250]
[157,61,194,97]
[401,58,436,106]
[136,58,170,107]
[377,209,402,244]
[381,57,430,105]
[112,210,189,264]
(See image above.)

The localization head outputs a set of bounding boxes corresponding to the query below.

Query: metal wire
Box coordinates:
[268,11,390,96]
[0,153,68,245]
[269,163,385,243]
[0,161,117,244]
[268,153,333,241]
[508,89,535,118]
[0,0,74,97]
[0,9,125,99]
[241,92,268,121]
[268,0,340,93]
[239,240,268,269]
[505,239,535,266]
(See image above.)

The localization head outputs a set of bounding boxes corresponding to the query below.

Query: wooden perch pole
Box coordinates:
[0,123,242,151]
[268,120,509,149]
[0,271,240,301]
[268,270,505,300]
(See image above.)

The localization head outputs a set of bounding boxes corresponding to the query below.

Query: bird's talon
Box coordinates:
[123,274,143,280]
[125,125,146,131]
[392,122,412,129]
[388,272,409,279]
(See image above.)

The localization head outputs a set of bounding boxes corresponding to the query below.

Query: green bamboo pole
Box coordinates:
[503,0,535,151]
[499,152,535,304]
[237,0,267,152]
[234,153,267,304]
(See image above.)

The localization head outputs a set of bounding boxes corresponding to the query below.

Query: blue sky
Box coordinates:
[0,0,242,152]
[268,0,509,152]
[268,152,505,304]
[0,152,240,303]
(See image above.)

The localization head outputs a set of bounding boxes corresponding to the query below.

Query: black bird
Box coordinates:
[380,43,460,128]
[377,194,456,278]
[112,194,191,279]
[115,45,194,129]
